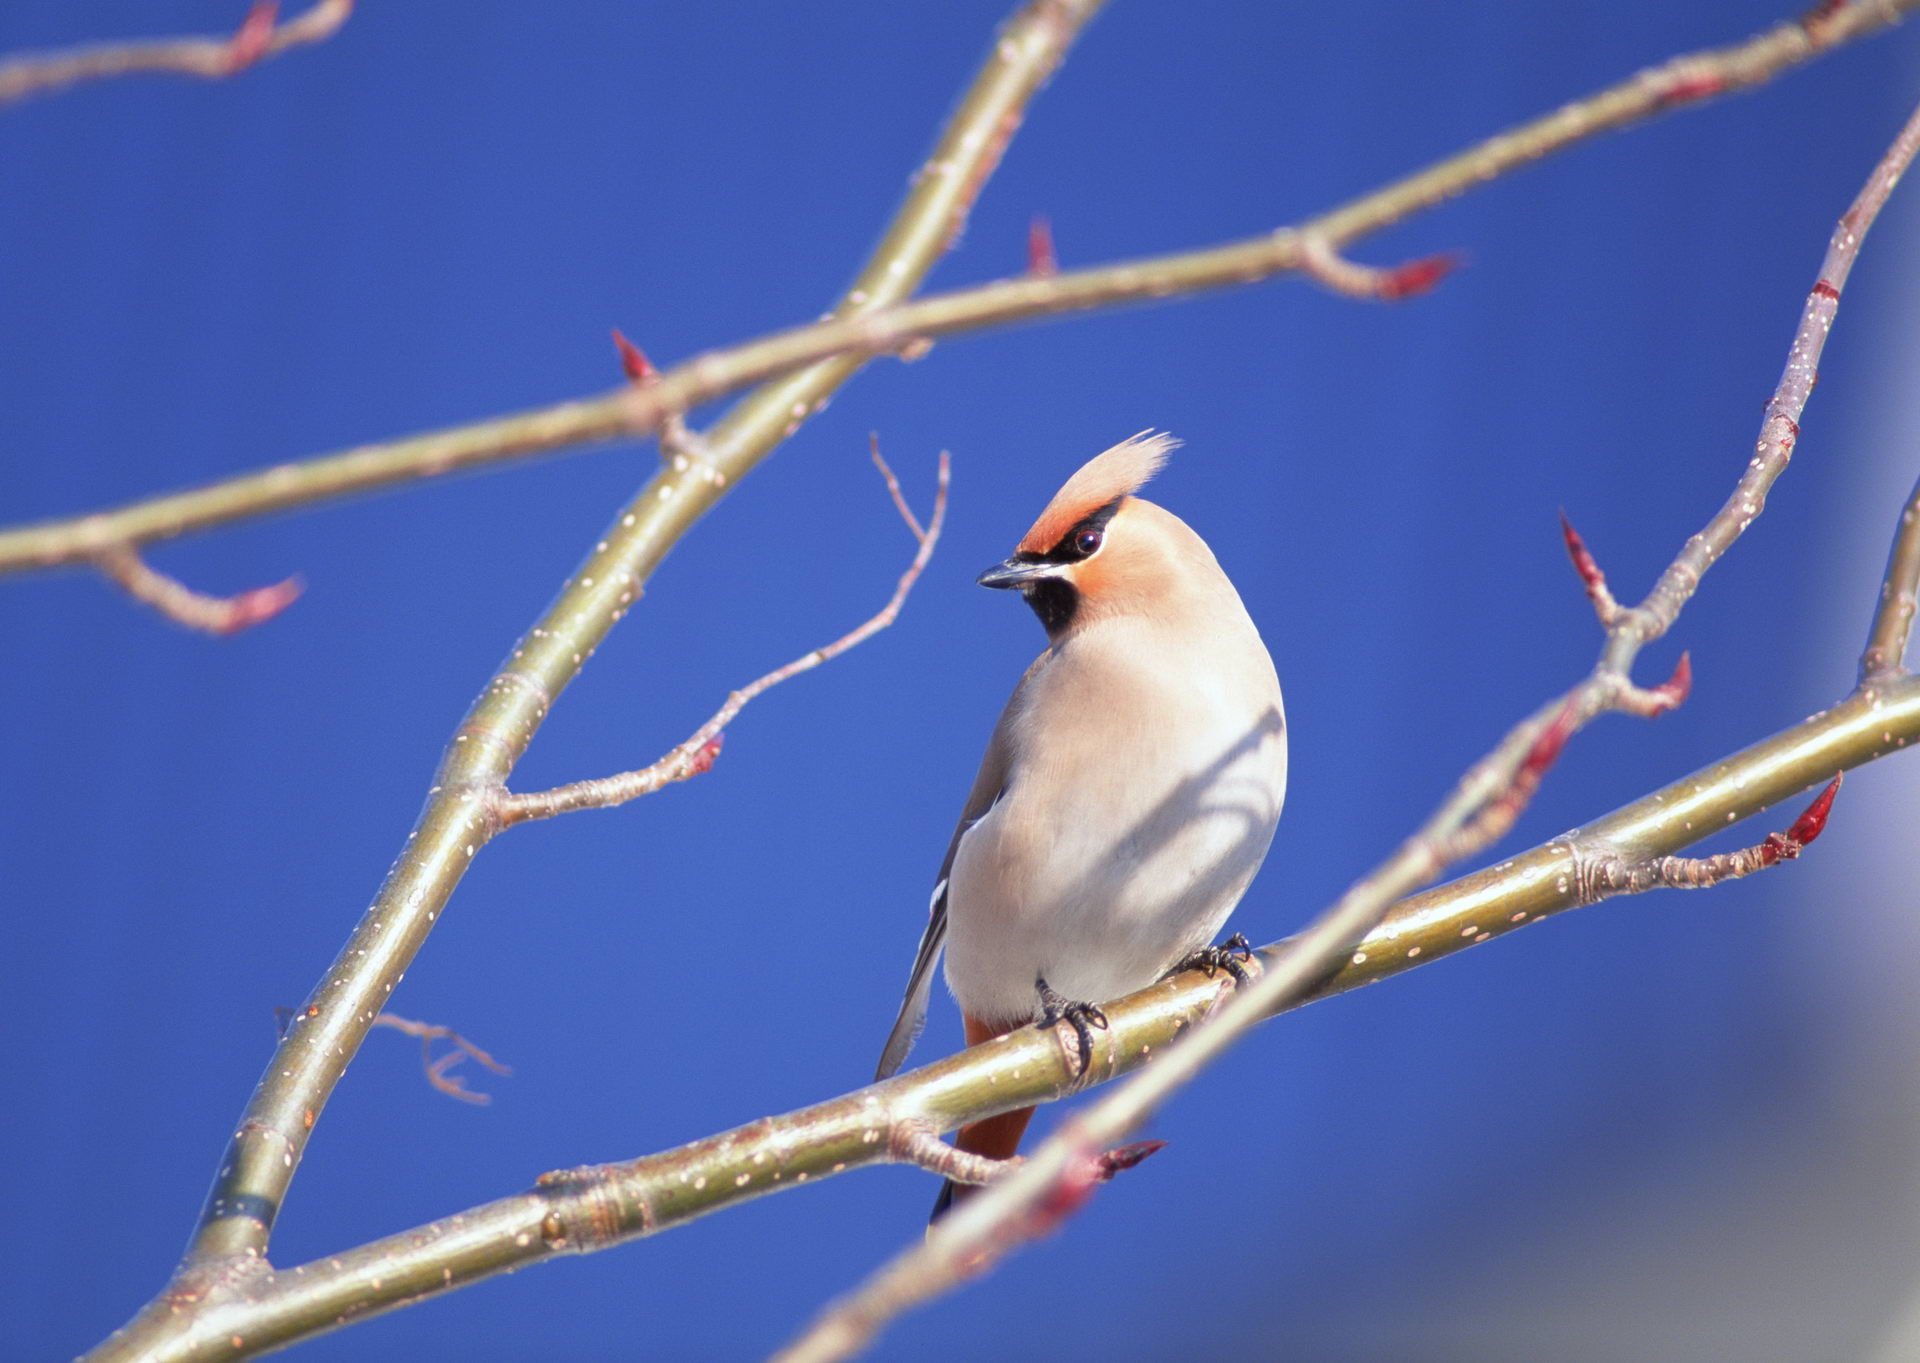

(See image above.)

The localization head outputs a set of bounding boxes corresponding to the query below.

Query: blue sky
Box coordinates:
[7,4,1920,1360]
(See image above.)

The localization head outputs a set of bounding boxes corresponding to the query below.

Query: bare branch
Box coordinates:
[868,434,927,542]
[145,0,1097,1294]
[1571,775,1842,901]
[892,1128,1015,1188]
[1298,233,1461,301]
[773,90,1920,1363]
[0,0,352,106]
[496,450,948,826]
[75,677,1902,1363]
[93,545,300,635]
[1622,91,1920,659]
[372,1013,512,1106]
[1862,473,1920,681]
[4,0,1914,576]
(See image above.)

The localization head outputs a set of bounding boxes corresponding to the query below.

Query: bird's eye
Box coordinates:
[1074,529,1103,557]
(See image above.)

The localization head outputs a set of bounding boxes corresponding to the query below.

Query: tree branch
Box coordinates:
[80,14,1104,1360]
[2,0,1912,578]
[0,1,353,106]
[92,546,301,635]
[1861,472,1920,681]
[495,448,948,826]
[75,676,1919,1363]
[771,87,1920,1363]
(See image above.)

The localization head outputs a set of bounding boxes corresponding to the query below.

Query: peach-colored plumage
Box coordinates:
[877,432,1286,1223]
[1014,430,1177,554]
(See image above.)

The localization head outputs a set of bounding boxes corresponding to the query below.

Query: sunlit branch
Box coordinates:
[75,679,1916,1363]
[1861,472,1920,681]
[92,15,1104,1356]
[772,87,1920,1363]
[3,0,1913,577]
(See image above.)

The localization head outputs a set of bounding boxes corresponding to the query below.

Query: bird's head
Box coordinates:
[979,431,1214,637]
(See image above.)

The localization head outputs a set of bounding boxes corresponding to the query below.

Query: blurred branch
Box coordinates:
[1861,472,1920,681]
[5,0,1915,578]
[93,546,302,635]
[79,9,1101,1362]
[74,678,1920,1363]
[0,1,353,106]
[772,89,1920,1362]
[1297,233,1461,302]
[496,449,948,827]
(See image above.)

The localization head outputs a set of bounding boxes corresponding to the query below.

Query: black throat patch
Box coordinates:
[1015,496,1124,637]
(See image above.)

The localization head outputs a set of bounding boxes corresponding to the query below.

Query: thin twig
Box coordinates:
[1571,775,1841,901]
[497,450,948,826]
[4,0,1913,576]
[771,91,1920,1363]
[869,434,927,542]
[1861,473,1920,681]
[93,545,301,635]
[0,0,353,106]
[372,1013,511,1106]
[1297,233,1460,301]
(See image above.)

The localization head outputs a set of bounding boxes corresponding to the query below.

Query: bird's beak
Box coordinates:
[977,558,1063,590]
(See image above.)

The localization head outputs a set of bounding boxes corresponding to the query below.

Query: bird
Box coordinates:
[874,431,1288,1219]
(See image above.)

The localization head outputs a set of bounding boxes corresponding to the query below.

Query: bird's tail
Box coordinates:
[930,1012,1034,1222]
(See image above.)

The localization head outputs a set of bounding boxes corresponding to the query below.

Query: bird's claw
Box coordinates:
[1034,976,1108,1074]
[1166,933,1256,987]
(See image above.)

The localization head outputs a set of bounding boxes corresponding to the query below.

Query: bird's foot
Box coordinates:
[1165,933,1256,987]
[1034,976,1108,1074]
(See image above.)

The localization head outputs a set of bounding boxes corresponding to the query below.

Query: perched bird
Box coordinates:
[876,432,1288,1218]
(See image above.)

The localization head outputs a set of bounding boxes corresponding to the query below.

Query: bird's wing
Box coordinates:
[874,660,1037,1080]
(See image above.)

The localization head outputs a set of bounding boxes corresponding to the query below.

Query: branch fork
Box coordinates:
[1570,774,1842,904]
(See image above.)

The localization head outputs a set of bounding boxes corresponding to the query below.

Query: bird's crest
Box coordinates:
[1017,431,1178,554]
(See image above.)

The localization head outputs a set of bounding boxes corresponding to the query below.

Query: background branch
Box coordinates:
[0,0,1912,580]
[0,1,353,106]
